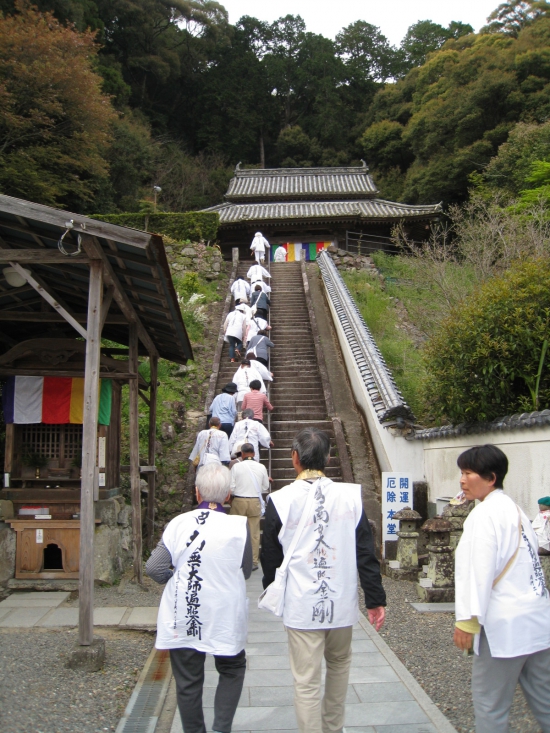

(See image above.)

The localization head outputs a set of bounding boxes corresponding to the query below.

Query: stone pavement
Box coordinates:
[0,592,158,628]
[169,573,457,733]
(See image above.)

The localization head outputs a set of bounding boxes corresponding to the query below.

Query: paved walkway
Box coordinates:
[170,573,457,733]
[0,591,158,628]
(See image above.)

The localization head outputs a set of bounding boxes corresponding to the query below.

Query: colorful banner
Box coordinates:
[271,241,332,262]
[3,376,112,425]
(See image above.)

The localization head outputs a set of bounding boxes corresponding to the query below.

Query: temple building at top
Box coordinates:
[203,162,442,260]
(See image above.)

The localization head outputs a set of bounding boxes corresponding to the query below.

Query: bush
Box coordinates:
[424,257,550,422]
[90,212,219,242]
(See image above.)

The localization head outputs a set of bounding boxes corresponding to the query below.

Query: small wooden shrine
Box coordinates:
[0,194,192,646]
[202,162,442,256]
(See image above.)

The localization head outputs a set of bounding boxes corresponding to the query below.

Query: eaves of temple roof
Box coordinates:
[203,198,443,226]
[225,162,379,202]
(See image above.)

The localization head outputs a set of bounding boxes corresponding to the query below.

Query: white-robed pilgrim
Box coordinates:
[232,364,266,402]
[224,308,247,342]
[155,508,248,654]
[250,232,270,263]
[246,264,271,283]
[455,489,550,657]
[228,417,271,461]
[231,278,250,303]
[269,477,363,630]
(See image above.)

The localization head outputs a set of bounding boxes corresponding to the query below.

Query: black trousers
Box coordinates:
[169,647,246,733]
[220,423,234,439]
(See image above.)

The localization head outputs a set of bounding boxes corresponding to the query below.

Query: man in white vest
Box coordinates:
[229,409,273,461]
[261,427,386,733]
[146,463,252,733]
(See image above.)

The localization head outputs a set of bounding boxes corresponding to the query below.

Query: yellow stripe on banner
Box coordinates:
[69,378,84,424]
[287,243,295,262]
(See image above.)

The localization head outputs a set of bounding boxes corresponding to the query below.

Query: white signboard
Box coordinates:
[36,528,43,544]
[382,472,413,552]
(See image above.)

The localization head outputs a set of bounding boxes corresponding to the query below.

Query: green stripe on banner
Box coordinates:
[98,379,112,425]
[309,242,317,261]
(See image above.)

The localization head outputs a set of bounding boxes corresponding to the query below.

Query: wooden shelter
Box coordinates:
[0,194,192,646]
[203,162,443,256]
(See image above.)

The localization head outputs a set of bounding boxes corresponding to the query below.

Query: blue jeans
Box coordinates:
[227,336,242,360]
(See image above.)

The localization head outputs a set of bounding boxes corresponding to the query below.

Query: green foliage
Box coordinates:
[0,2,116,210]
[342,267,428,420]
[482,0,550,36]
[399,19,473,73]
[91,212,219,242]
[362,15,550,204]
[484,121,550,196]
[423,258,550,423]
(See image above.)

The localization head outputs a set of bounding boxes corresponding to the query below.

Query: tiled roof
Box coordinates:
[413,410,550,440]
[225,163,379,201]
[204,198,442,224]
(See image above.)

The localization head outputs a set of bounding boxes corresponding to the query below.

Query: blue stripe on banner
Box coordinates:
[3,375,15,424]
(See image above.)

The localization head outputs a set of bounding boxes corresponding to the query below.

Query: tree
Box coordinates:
[399,19,473,73]
[423,257,550,422]
[482,0,550,36]
[0,1,116,209]
[336,21,399,83]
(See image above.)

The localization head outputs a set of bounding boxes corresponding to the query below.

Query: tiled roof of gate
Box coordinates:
[204,198,442,224]
[225,163,379,201]
[413,410,550,440]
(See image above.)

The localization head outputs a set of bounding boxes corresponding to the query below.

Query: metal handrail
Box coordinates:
[318,250,415,426]
[266,254,272,492]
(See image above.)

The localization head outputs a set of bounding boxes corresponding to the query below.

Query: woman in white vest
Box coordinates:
[260,427,386,733]
[146,463,252,733]
[454,444,550,733]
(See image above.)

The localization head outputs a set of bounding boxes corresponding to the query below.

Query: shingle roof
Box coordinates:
[413,410,550,440]
[225,163,379,201]
[204,198,442,225]
[0,195,192,364]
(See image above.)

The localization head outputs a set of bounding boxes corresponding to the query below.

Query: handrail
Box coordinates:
[266,253,272,492]
[317,250,415,427]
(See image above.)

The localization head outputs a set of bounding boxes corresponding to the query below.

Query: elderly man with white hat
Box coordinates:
[250,231,270,264]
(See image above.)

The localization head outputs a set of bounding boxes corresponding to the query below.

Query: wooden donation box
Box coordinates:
[0,342,122,579]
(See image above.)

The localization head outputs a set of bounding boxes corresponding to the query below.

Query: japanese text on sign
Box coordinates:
[381,472,413,554]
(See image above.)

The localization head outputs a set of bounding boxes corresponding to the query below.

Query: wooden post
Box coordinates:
[79,260,103,646]
[129,323,142,583]
[4,423,14,475]
[146,353,158,549]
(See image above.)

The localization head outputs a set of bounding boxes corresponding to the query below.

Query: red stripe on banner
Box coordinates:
[42,377,72,424]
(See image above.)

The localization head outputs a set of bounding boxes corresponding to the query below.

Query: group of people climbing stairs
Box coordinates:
[214,258,344,496]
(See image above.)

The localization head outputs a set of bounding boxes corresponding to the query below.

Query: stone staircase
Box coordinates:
[214,260,343,493]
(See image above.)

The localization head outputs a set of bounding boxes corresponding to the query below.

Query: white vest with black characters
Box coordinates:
[270,478,362,630]
[156,508,248,654]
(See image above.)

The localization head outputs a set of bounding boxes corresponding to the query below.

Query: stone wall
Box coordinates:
[325,244,379,275]
[164,241,223,281]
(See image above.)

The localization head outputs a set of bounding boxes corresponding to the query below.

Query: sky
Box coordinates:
[219,0,501,45]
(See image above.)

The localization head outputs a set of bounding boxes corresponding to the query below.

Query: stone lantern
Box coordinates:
[416,517,454,602]
[442,500,474,550]
[385,507,422,581]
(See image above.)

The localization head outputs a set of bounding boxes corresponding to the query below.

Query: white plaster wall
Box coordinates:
[323,275,550,517]
[323,284,424,479]
[422,429,550,518]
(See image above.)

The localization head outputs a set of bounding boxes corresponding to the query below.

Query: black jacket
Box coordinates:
[260,490,386,610]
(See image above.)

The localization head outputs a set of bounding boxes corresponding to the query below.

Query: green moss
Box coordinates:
[90,211,219,242]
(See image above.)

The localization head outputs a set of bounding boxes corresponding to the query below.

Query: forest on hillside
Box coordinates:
[1,0,550,214]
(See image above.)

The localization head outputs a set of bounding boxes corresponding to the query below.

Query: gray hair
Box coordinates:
[241,408,254,419]
[195,463,231,503]
[292,428,330,470]
[241,442,254,455]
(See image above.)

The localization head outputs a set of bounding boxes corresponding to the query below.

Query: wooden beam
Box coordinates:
[79,260,103,646]
[0,368,139,378]
[7,262,88,339]
[4,423,14,474]
[0,194,152,249]
[100,285,115,331]
[0,250,89,263]
[80,235,158,358]
[138,389,150,407]
[147,354,158,549]
[0,312,126,323]
[129,323,143,583]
